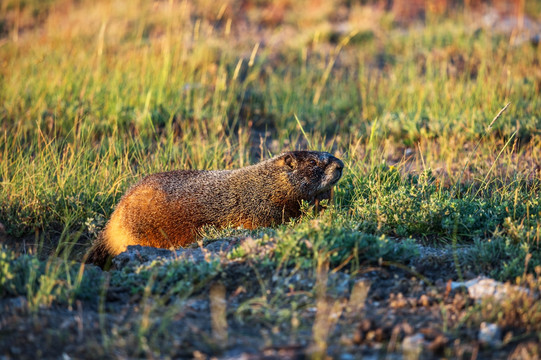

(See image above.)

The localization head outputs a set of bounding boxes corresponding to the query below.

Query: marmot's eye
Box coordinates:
[309,159,317,166]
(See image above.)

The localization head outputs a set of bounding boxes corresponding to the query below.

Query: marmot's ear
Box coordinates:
[283,153,297,170]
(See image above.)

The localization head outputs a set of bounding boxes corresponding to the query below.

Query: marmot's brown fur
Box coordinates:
[86,151,344,267]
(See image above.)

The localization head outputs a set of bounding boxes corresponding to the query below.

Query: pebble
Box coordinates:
[478,322,502,347]
[402,333,425,360]
[451,276,528,301]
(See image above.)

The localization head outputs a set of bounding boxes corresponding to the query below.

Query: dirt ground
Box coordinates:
[1,239,538,360]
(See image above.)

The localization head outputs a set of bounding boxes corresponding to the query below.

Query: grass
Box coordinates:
[1,0,541,358]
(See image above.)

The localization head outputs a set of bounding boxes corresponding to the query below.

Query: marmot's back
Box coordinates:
[87,151,344,267]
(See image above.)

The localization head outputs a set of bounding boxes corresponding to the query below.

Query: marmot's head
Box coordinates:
[274,151,344,200]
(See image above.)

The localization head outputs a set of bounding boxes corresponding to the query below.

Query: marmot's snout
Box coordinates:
[317,154,344,192]
[329,157,344,183]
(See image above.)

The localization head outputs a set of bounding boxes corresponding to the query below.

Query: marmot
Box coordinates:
[87,151,344,266]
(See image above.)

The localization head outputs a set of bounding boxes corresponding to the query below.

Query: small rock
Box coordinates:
[112,240,232,268]
[353,319,373,344]
[203,240,232,253]
[426,334,449,353]
[112,245,179,267]
[419,294,430,307]
[402,333,425,360]
[451,276,528,302]
[327,271,351,297]
[390,293,408,308]
[186,299,208,312]
[7,296,28,312]
[478,322,502,347]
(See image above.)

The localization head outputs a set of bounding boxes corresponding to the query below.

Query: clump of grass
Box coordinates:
[0,244,103,310]
[112,256,221,298]
[230,208,419,270]
[349,165,540,243]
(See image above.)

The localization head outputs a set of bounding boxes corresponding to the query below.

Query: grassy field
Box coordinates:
[1,0,541,358]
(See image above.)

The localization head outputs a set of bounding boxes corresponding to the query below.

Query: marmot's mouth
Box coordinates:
[316,167,343,195]
[328,167,343,186]
[332,167,343,183]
